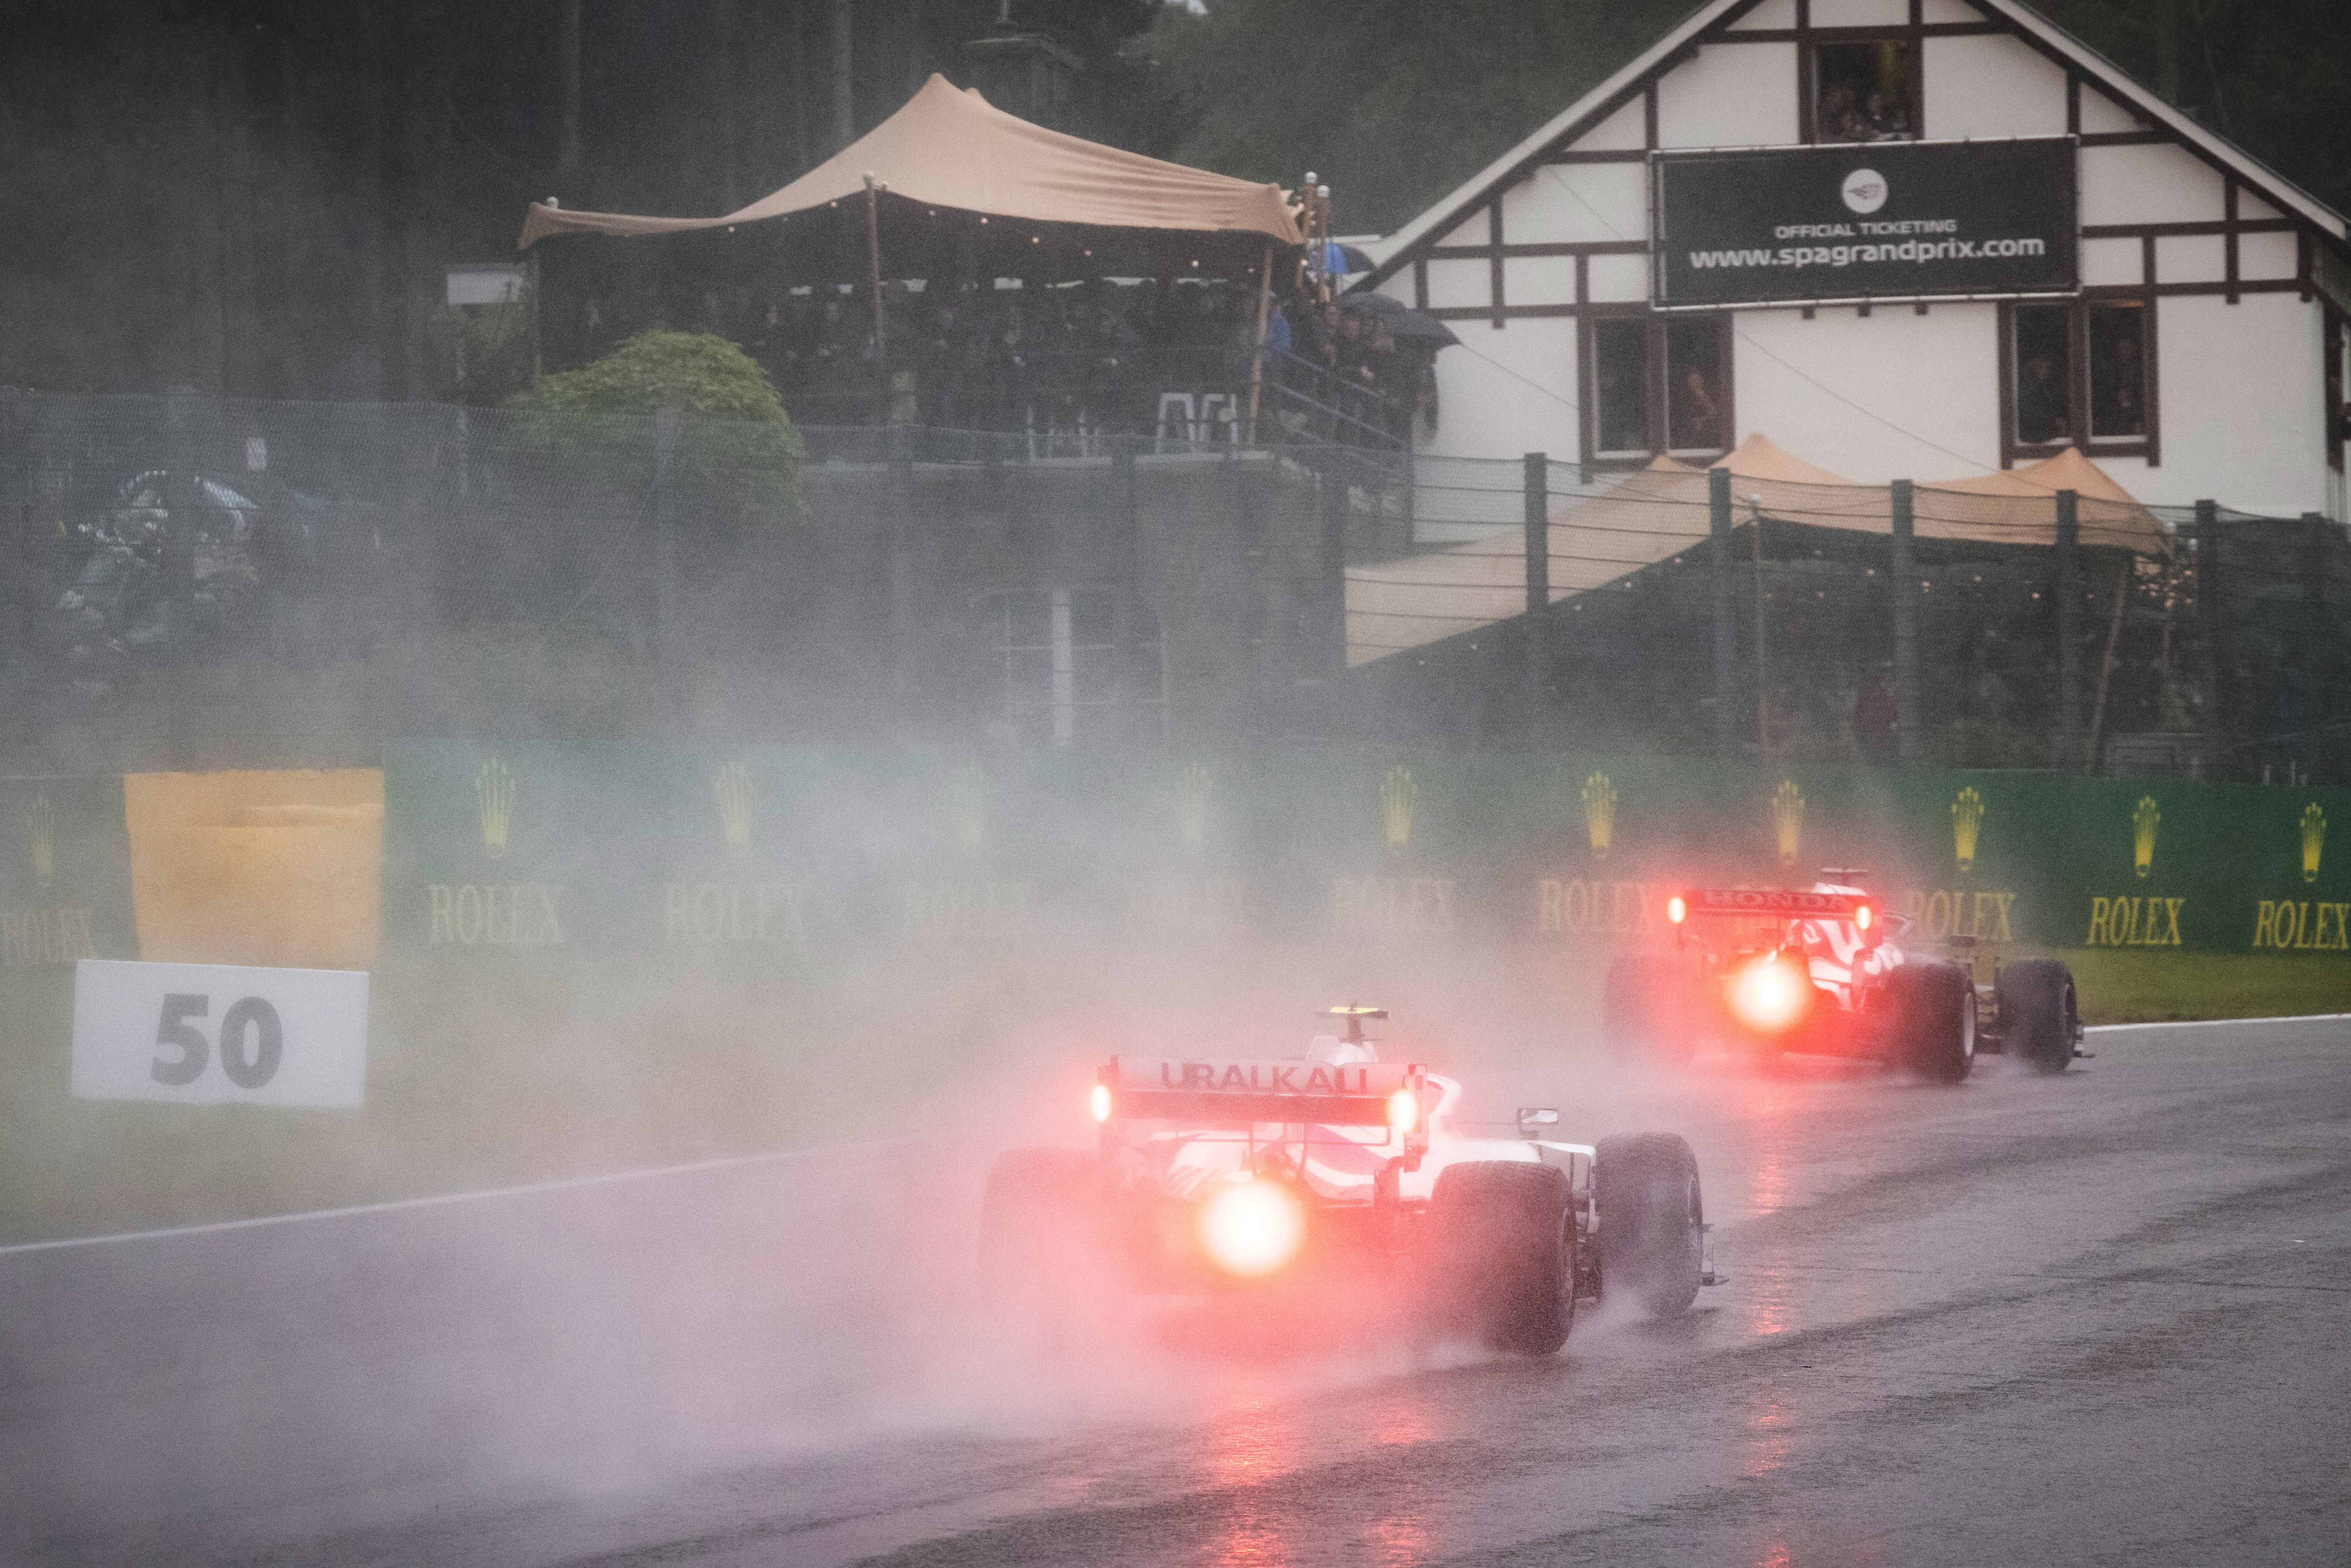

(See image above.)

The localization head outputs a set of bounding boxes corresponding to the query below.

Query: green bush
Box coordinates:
[506,332,807,529]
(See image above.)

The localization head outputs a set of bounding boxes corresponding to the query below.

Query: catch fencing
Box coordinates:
[0,388,2344,783]
[1364,451,2351,782]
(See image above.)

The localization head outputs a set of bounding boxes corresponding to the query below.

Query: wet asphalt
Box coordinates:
[4,1016,2347,1567]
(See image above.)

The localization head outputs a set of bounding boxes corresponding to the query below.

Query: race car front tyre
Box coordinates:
[979,1147,1112,1321]
[1888,960,1976,1084]
[1594,1132,1703,1317]
[1996,957,2078,1074]
[1432,1160,1577,1356]
[1605,954,1697,1069]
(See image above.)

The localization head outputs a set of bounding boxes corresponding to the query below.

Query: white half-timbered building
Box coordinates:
[1357,0,2351,522]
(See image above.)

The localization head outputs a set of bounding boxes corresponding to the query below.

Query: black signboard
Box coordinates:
[1651,137,2079,309]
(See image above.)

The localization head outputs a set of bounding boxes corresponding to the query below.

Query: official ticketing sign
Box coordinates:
[1651,137,2079,309]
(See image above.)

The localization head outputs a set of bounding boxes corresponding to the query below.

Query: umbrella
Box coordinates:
[1335,288,1460,347]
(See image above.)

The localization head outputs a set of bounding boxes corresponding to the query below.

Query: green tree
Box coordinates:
[1132,0,1692,235]
[506,331,807,529]
[1134,0,2351,239]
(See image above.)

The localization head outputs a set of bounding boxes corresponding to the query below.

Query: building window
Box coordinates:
[1812,38,1918,144]
[2001,299,2157,465]
[1665,317,1729,454]
[1591,318,1650,459]
[1585,314,1733,466]
[2323,310,2344,476]
[2012,304,2072,444]
[2086,303,2148,439]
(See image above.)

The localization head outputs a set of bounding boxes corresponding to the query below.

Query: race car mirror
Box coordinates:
[1517,1107,1559,1137]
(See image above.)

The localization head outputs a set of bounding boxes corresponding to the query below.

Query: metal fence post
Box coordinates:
[1711,465,1735,757]
[1524,451,1550,737]
[1890,478,1919,767]
[1321,451,1350,678]
[653,407,682,732]
[2056,487,2081,765]
[1113,433,1141,736]
[887,421,917,709]
[2194,497,2220,736]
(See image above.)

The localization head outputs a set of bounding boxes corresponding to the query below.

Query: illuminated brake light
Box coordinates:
[1667,895,1687,925]
[1198,1177,1306,1276]
[1731,956,1807,1031]
[1386,1085,1419,1134]
[1855,902,1873,931]
[1089,1082,1113,1123]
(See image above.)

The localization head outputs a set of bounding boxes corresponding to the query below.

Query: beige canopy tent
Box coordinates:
[1345,435,2167,667]
[520,74,1302,278]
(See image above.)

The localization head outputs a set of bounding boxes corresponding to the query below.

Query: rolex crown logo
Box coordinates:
[1380,766,1418,858]
[951,764,987,851]
[1772,780,1806,867]
[2132,794,2160,879]
[1582,771,1618,860]
[1178,761,1210,855]
[2302,802,2326,884]
[1951,787,1985,872]
[476,757,515,860]
[26,795,55,889]
[714,760,754,858]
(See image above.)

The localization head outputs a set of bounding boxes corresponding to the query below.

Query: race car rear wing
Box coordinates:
[1668,887,1879,942]
[1095,1057,1432,1158]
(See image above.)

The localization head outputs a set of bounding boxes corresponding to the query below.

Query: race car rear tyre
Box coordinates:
[1888,960,1976,1084]
[1431,1160,1576,1356]
[1594,1132,1703,1318]
[979,1147,1112,1323]
[1996,958,2078,1075]
[1605,954,1697,1069]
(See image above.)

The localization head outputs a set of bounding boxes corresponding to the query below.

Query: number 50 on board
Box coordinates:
[72,959,368,1108]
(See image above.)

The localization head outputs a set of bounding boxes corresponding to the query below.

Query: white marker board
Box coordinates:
[72,959,368,1108]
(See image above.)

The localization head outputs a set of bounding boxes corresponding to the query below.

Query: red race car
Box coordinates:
[1605,875,2082,1080]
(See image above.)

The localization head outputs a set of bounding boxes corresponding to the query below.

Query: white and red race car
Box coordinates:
[1605,877,2082,1080]
[982,1009,1717,1357]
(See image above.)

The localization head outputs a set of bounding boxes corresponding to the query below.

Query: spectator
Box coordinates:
[1821,83,1865,142]
[2017,349,2069,444]
[1677,368,1726,451]
[1864,87,1911,140]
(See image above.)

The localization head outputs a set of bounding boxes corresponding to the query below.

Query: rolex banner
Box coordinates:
[1517,763,2351,957]
[0,776,136,970]
[381,743,651,957]
[380,741,2351,961]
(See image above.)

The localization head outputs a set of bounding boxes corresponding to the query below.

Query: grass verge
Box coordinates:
[2056,947,2351,1025]
[3,942,2344,1246]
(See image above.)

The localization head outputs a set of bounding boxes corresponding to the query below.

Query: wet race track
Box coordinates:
[5,1016,2349,1567]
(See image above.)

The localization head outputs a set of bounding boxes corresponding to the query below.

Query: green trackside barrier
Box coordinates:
[380,741,2351,962]
[0,775,137,970]
[1522,761,2351,956]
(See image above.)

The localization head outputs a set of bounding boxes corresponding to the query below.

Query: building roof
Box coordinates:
[1359,0,2347,289]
